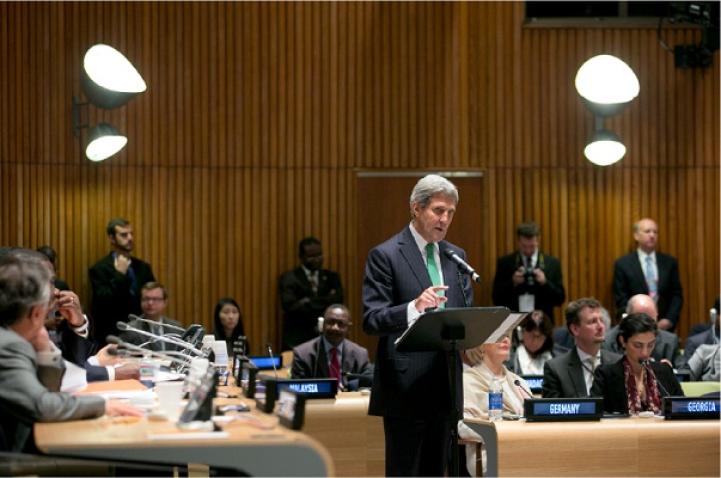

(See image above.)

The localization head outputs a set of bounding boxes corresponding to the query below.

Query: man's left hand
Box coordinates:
[533,268,547,285]
[55,290,86,327]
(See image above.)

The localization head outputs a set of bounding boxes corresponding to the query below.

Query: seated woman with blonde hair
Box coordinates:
[458,335,533,476]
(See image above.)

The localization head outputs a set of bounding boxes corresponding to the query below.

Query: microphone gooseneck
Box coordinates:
[116,321,205,356]
[106,335,192,366]
[640,359,671,397]
[513,379,534,399]
[266,343,279,379]
[443,249,481,283]
[128,314,186,333]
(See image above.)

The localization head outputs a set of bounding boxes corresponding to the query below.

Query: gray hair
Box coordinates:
[0,252,52,326]
[409,174,459,210]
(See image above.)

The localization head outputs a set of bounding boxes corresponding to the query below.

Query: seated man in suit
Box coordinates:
[681,308,719,369]
[8,248,138,383]
[543,298,621,398]
[291,304,371,391]
[603,294,680,368]
[552,306,612,356]
[119,282,183,351]
[612,218,683,331]
[0,251,142,452]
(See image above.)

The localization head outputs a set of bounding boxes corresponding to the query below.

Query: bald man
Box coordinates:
[603,294,681,367]
[612,218,683,331]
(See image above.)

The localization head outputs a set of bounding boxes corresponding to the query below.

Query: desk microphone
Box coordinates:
[640,359,671,397]
[106,335,192,366]
[513,379,534,399]
[443,249,481,283]
[266,343,279,379]
[116,321,205,356]
[128,314,186,333]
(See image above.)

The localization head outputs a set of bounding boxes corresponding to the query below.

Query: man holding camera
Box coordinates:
[492,222,565,319]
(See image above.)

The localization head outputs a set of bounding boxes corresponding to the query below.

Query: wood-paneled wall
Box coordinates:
[1,2,718,353]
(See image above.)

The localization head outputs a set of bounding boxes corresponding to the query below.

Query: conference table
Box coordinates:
[34,380,719,477]
[300,391,719,477]
[34,380,333,476]
[464,416,720,477]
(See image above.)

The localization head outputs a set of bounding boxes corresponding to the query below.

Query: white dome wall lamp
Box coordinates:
[72,44,147,161]
[575,54,639,166]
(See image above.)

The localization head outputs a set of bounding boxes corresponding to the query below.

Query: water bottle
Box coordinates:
[139,355,157,388]
[488,376,503,422]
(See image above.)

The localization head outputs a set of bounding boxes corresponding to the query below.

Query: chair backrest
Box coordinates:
[680,381,721,397]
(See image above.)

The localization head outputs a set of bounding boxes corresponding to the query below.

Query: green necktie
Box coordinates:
[425,243,445,307]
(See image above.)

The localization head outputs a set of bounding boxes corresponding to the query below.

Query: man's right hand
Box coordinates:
[114,363,141,380]
[95,344,122,366]
[114,254,131,274]
[512,267,525,286]
[414,286,448,312]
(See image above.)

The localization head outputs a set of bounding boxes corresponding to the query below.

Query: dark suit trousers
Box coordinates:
[383,414,451,477]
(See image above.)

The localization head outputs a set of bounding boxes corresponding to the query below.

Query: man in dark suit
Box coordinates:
[291,304,372,390]
[613,218,683,331]
[492,222,565,320]
[362,174,473,476]
[279,237,344,350]
[603,294,681,367]
[543,298,621,398]
[89,218,156,346]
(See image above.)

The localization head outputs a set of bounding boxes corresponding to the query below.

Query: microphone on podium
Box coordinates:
[443,249,481,283]
[116,321,205,356]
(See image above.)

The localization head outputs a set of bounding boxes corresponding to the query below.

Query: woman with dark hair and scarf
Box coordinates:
[212,298,248,357]
[507,310,554,375]
[591,313,683,415]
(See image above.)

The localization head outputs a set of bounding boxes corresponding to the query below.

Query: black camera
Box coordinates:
[523,266,536,286]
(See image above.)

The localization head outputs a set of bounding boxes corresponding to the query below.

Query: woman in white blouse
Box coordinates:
[458,334,532,476]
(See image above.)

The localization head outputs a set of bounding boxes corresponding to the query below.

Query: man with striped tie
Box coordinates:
[362,174,474,477]
[612,218,683,331]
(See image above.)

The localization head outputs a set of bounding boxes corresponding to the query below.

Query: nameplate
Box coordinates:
[248,355,283,370]
[278,378,338,398]
[520,375,544,394]
[524,398,602,422]
[238,359,259,398]
[663,396,720,420]
[276,390,307,430]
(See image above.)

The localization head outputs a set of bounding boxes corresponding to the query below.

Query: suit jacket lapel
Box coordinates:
[655,254,668,290]
[631,255,649,293]
[568,349,588,397]
[398,227,432,292]
[316,339,330,377]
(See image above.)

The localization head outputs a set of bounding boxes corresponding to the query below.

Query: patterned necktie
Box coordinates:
[425,243,445,307]
[644,255,658,300]
[329,347,341,381]
[585,356,597,394]
[308,272,319,294]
